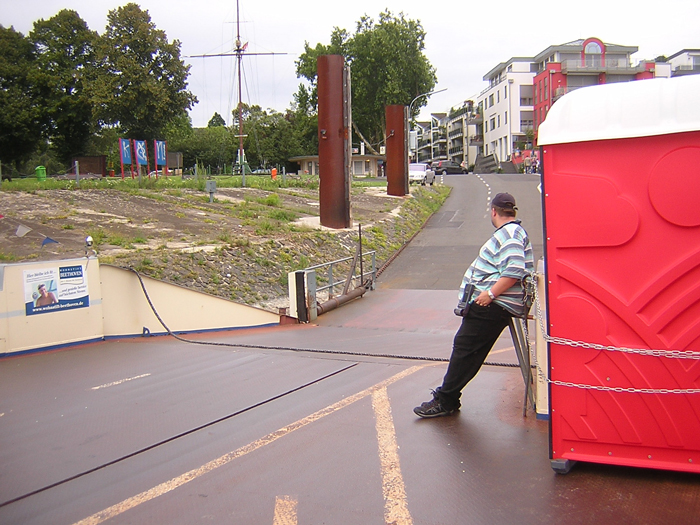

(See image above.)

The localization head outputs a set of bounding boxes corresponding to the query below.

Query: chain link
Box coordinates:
[529,275,700,395]
[533,277,700,360]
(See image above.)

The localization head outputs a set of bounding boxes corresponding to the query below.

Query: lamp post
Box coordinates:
[408,88,447,162]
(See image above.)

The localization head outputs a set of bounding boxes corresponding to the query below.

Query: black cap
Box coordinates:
[492,192,517,210]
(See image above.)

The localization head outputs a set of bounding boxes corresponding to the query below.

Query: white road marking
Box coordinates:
[91,374,151,390]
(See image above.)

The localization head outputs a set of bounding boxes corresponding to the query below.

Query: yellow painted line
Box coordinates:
[372,387,413,525]
[73,365,424,525]
[273,495,298,525]
[490,346,514,356]
[91,374,151,390]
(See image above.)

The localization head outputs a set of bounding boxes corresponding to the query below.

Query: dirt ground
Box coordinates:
[1,181,445,311]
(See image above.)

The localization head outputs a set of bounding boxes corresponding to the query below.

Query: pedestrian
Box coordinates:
[414,192,534,418]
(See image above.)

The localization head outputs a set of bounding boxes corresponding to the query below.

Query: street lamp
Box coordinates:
[409,88,448,119]
[408,88,447,161]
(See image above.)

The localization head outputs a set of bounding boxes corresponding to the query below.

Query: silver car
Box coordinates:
[408,163,436,185]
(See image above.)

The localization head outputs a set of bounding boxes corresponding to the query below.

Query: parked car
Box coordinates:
[408,163,436,185]
[431,160,467,175]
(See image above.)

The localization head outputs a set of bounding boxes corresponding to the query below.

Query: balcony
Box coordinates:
[469,135,484,146]
[561,58,644,74]
[467,113,483,125]
[672,65,700,77]
[552,86,585,102]
[449,145,464,155]
[448,128,463,138]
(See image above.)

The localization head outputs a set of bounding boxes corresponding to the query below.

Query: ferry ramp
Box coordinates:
[1,174,698,525]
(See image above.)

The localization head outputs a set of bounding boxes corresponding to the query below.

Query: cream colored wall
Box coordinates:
[0,259,280,356]
[100,265,279,337]
[0,257,104,355]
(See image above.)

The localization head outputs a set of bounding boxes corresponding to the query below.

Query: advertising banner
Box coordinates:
[119,138,132,165]
[24,264,90,316]
[134,140,148,166]
[155,140,167,166]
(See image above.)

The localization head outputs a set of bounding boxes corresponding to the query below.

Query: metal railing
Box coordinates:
[305,251,376,300]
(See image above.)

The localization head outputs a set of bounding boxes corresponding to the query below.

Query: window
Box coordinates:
[544,77,548,100]
[497,115,501,127]
[504,85,507,98]
[490,117,496,130]
[520,85,533,106]
[585,42,602,54]
[489,94,494,107]
[497,91,500,103]
[504,111,508,125]
[584,41,603,68]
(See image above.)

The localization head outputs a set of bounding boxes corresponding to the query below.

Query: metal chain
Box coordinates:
[531,356,700,394]
[533,277,700,360]
[530,275,700,394]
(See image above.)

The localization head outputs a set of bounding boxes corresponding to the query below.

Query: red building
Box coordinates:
[532,38,667,142]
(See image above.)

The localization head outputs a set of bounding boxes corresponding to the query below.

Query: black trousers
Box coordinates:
[435,302,513,411]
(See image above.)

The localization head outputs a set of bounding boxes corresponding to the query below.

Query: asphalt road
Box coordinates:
[378,172,544,290]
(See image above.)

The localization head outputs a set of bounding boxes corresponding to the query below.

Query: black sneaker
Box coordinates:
[413,393,455,418]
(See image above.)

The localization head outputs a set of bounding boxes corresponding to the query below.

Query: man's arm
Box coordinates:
[474,277,517,306]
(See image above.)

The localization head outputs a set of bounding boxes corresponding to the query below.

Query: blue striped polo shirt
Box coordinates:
[458,220,534,316]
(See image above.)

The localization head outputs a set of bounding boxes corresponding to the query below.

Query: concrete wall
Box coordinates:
[100,265,278,337]
[0,258,279,357]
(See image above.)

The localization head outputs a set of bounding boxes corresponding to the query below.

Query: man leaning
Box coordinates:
[414,192,534,418]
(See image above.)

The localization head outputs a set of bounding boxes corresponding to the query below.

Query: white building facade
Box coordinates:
[476,58,535,163]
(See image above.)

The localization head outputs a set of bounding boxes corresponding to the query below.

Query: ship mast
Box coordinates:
[186,0,286,187]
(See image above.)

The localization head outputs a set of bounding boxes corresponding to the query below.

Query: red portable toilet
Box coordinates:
[538,75,700,474]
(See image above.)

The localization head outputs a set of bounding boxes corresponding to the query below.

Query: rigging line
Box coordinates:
[125,267,527,369]
[0,362,359,509]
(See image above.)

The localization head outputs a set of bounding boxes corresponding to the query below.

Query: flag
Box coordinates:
[119,138,132,164]
[15,224,32,237]
[134,140,148,165]
[155,140,167,166]
[41,237,59,246]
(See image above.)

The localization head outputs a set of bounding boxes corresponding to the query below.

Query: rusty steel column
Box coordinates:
[385,104,409,197]
[317,55,351,229]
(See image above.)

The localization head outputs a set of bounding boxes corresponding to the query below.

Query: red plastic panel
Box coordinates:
[543,131,700,473]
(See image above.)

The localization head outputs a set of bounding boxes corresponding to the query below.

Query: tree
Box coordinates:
[288,85,318,158]
[0,25,44,167]
[29,10,97,162]
[295,11,436,146]
[91,3,197,140]
[208,112,226,127]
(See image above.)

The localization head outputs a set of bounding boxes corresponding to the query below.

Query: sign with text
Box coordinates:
[119,138,132,165]
[155,140,167,166]
[134,140,148,166]
[24,264,90,316]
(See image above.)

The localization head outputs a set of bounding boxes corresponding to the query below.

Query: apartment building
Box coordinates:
[445,99,481,169]
[413,113,447,163]
[476,58,536,164]
[474,38,672,160]
[532,38,671,138]
[667,49,700,77]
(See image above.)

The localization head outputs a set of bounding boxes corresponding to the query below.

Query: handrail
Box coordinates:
[305,251,377,298]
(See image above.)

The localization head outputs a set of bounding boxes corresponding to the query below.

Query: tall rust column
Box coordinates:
[385,104,409,196]
[317,55,351,229]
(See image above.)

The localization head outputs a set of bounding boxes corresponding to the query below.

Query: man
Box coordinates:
[414,192,534,418]
[35,283,58,307]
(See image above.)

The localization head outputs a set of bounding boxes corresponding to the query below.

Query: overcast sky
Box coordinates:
[4,0,699,128]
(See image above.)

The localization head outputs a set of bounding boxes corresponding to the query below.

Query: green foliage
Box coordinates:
[0,25,44,167]
[295,10,436,145]
[208,112,226,127]
[90,3,196,139]
[29,10,97,162]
